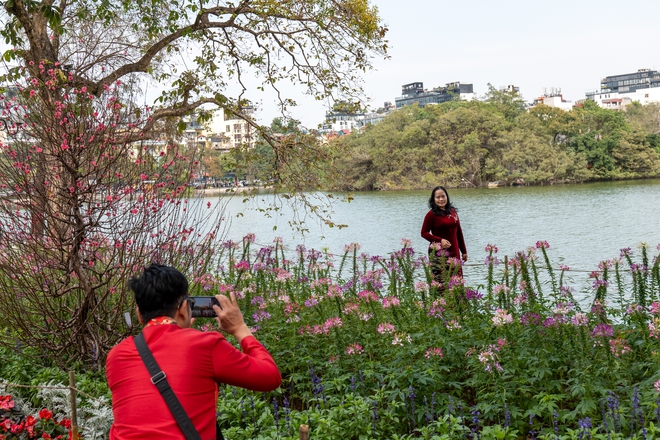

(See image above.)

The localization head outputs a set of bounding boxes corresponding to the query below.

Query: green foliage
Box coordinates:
[332,99,660,190]
[3,239,660,438]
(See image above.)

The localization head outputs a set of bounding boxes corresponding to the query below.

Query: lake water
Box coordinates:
[203,179,660,292]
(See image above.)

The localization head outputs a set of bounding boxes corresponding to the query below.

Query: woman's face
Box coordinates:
[434,189,448,209]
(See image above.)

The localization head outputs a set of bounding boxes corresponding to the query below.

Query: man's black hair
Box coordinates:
[129,264,189,323]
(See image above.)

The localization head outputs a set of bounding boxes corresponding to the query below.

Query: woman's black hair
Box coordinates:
[428,186,457,216]
[129,264,189,322]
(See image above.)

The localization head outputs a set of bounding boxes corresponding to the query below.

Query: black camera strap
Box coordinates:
[134,332,203,440]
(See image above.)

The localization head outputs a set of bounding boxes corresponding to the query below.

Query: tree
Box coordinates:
[0,0,387,367]
[483,83,527,122]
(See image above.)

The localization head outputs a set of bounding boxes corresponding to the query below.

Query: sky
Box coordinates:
[3,0,659,129]
[251,0,660,128]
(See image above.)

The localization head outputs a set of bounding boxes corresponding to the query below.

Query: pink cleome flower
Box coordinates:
[377,322,396,334]
[346,343,363,355]
[425,347,443,359]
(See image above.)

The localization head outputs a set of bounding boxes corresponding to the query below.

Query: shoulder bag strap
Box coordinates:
[134,333,202,440]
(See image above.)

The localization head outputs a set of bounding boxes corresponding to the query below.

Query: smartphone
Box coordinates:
[191,296,221,318]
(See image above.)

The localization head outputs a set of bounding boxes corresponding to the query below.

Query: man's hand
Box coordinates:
[213,292,252,342]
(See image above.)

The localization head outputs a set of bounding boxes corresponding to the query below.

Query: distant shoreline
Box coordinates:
[192,186,274,196]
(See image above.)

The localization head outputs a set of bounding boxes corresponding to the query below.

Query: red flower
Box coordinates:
[1,418,11,430]
[10,421,24,433]
[60,418,72,429]
[25,415,38,426]
[38,408,53,421]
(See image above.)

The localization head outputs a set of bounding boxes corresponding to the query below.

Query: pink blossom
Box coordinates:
[484,244,498,253]
[478,349,503,373]
[493,285,510,296]
[427,299,445,318]
[654,379,660,392]
[343,243,361,253]
[275,268,293,282]
[343,302,360,314]
[571,313,589,327]
[382,296,400,308]
[425,347,443,359]
[326,284,343,298]
[649,318,660,339]
[358,290,379,302]
[609,338,631,357]
[492,309,513,326]
[553,302,573,315]
[346,343,363,355]
[324,316,342,331]
[650,302,660,315]
[535,240,550,249]
[377,323,396,334]
[233,260,250,271]
[445,320,461,330]
[626,304,645,315]
[392,333,411,346]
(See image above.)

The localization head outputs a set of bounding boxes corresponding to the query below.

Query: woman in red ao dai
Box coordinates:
[420,186,468,290]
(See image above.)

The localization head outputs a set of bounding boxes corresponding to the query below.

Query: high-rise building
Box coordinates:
[586,69,660,110]
[395,82,474,108]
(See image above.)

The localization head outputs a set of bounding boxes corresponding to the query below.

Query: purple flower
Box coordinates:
[252,310,271,322]
[484,255,500,266]
[543,317,558,328]
[592,279,609,289]
[465,289,483,301]
[577,417,591,440]
[591,323,614,338]
[520,312,542,326]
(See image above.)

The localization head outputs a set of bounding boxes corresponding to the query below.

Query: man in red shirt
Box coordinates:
[106,264,281,440]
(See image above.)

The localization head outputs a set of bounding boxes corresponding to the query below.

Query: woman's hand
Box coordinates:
[440,239,451,249]
[462,253,468,262]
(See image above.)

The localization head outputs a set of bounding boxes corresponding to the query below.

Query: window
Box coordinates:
[234,124,242,132]
[226,125,230,132]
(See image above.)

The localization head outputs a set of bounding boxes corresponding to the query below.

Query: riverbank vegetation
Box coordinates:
[331,89,660,190]
[2,238,660,439]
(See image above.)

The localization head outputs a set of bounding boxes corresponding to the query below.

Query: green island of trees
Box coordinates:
[331,88,660,190]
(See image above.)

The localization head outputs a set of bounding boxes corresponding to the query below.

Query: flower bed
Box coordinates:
[2,237,660,439]
[198,238,660,439]
[0,395,72,440]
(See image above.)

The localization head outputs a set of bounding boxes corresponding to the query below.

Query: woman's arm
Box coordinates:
[456,216,467,260]
[421,211,440,243]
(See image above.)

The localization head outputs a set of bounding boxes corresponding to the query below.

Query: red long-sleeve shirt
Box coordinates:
[106,323,281,440]
[421,209,467,258]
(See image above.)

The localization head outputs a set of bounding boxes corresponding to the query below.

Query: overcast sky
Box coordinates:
[4,0,658,129]
[252,0,660,127]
